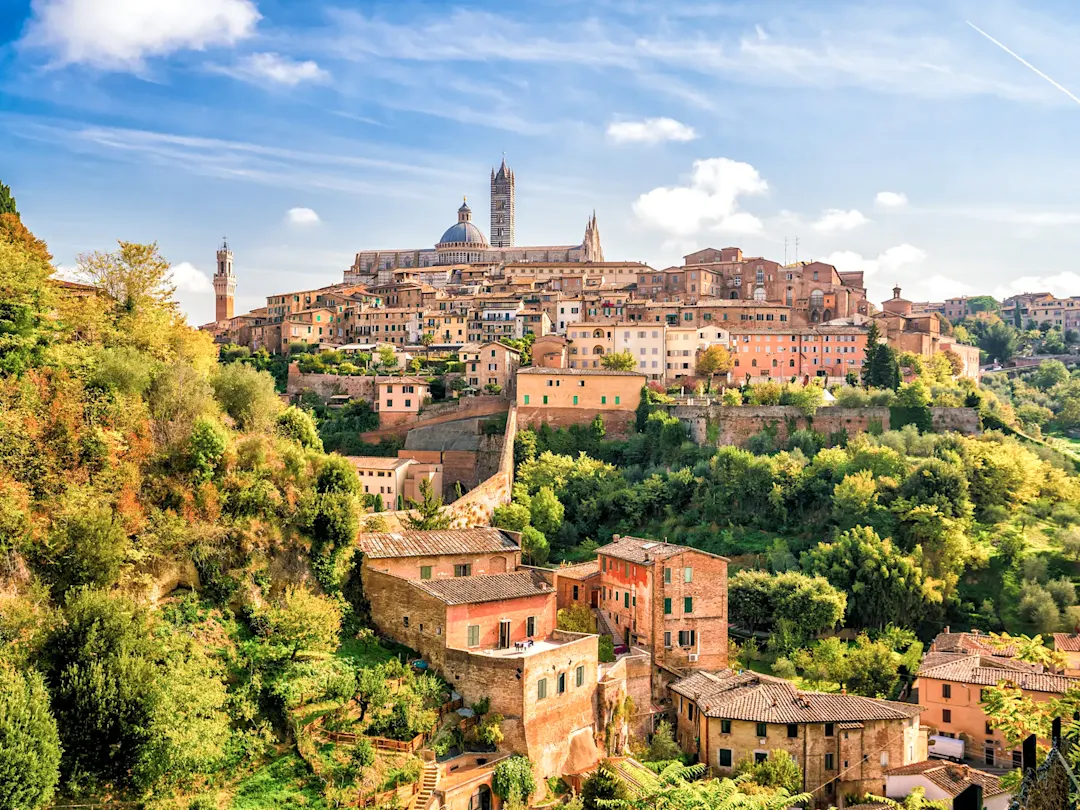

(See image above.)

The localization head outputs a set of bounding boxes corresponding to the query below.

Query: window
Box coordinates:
[986,721,994,735]
[576,665,585,687]
[664,598,672,615]
[601,396,606,404]
[573,395,578,405]
[615,396,620,405]
[573,585,579,600]
[467,625,480,647]
[527,616,536,637]
[942,684,952,699]
[524,394,530,405]
[543,395,548,405]
[825,753,835,770]
[880,752,889,767]
[678,630,696,647]
[558,673,566,694]
[537,678,547,700]
[942,709,952,723]
[624,592,630,608]
[419,565,432,580]
[684,567,693,583]
[664,567,672,584]
[719,749,732,767]
[756,723,767,738]
[721,719,731,734]
[754,752,768,764]
[403,616,409,627]
[664,631,672,648]
[454,564,472,577]
[825,723,834,737]
[684,596,693,614]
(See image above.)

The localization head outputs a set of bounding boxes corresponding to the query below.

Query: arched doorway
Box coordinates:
[469,784,492,810]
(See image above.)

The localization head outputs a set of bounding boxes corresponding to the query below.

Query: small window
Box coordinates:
[825,753,835,770]
[756,723,767,738]
[721,719,731,733]
[543,395,548,405]
[664,631,672,648]
[601,396,607,404]
[719,748,732,767]
[787,724,798,738]
[943,684,952,699]
[467,625,480,647]
[825,723,834,737]
[664,598,672,615]
[524,394,530,405]
[754,752,768,764]
[624,592,630,609]
[684,567,692,583]
[880,752,889,767]
[615,396,620,405]
[527,616,536,637]
[664,567,672,584]
[403,616,409,628]
[537,678,547,700]
[455,564,472,577]
[986,721,993,735]
[558,673,566,694]
[943,709,952,723]
[684,596,693,614]
[573,395,578,405]
[573,585,579,600]
[576,665,584,687]
[420,566,432,580]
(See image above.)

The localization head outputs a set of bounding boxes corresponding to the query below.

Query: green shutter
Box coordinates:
[664,598,672,615]
[684,596,693,614]
[601,395,607,404]
[615,396,620,405]
[524,394,530,405]
[573,395,578,405]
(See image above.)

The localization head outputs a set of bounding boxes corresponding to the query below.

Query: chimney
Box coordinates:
[971,628,979,636]
[612,534,621,542]
[944,626,950,634]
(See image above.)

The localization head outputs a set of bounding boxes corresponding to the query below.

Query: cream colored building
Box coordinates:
[348,456,444,509]
[665,325,731,383]
[567,321,616,369]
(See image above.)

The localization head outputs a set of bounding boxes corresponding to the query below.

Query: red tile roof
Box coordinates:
[929,631,1015,657]
[1053,633,1080,653]
[671,670,923,723]
[357,529,519,559]
[554,561,599,581]
[413,569,553,605]
[917,653,1079,694]
[886,760,1005,798]
[598,536,728,566]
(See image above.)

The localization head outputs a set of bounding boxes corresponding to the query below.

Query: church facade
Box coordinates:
[345,157,603,285]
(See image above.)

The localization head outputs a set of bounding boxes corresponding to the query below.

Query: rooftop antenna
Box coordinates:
[784,237,788,265]
[795,237,800,264]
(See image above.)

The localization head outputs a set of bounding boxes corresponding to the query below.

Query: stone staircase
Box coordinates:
[413,761,439,810]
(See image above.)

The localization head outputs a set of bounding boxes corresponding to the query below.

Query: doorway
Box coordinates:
[469,784,492,810]
[498,620,511,649]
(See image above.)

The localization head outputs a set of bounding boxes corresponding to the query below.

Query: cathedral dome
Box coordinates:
[438,220,488,246]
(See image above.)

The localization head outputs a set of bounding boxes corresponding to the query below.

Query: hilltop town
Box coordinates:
[4,158,1080,810]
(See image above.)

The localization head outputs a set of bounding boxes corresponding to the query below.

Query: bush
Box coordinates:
[188,417,228,481]
[0,663,61,810]
[598,635,615,663]
[91,346,153,395]
[643,719,682,763]
[210,363,281,432]
[316,455,361,495]
[277,406,322,450]
[493,756,536,807]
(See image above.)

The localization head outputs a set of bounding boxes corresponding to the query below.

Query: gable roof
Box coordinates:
[1053,633,1080,653]
[917,653,1079,694]
[886,760,1005,798]
[358,528,519,560]
[597,536,728,567]
[517,367,644,377]
[671,670,923,723]
[346,456,413,470]
[929,630,1015,657]
[413,569,552,605]
[554,561,599,581]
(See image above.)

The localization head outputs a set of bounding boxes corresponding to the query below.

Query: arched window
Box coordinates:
[754,287,767,302]
[756,267,765,284]
[729,291,739,300]
[810,289,824,309]
[593,345,605,355]
[592,329,604,338]
[785,287,793,306]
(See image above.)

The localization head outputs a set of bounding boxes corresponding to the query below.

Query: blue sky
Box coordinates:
[4,0,1080,324]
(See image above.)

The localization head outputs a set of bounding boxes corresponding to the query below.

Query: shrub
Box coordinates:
[598,635,615,663]
[316,455,361,495]
[277,406,322,450]
[188,417,228,481]
[493,756,536,807]
[91,346,153,395]
[0,663,61,810]
[210,363,281,432]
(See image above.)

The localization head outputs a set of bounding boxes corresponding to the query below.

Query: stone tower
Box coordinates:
[581,211,604,262]
[213,238,236,322]
[490,155,515,248]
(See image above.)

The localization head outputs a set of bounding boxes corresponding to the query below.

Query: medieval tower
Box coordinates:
[490,156,515,248]
[213,238,236,322]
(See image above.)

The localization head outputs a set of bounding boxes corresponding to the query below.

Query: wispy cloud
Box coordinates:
[21,0,260,70]
[219,53,329,86]
[819,244,927,279]
[634,158,767,238]
[607,117,698,144]
[171,261,213,294]
[994,272,1080,300]
[812,209,869,233]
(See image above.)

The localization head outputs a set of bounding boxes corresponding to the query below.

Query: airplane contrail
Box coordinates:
[967,20,1080,107]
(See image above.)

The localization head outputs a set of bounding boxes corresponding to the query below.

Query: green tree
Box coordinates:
[0,238,52,376]
[727,570,846,643]
[980,321,1017,363]
[210,363,281,432]
[802,526,941,629]
[316,455,361,495]
[49,505,130,596]
[277,405,323,450]
[696,345,733,392]
[861,320,882,385]
[643,719,683,763]
[403,479,451,530]
[188,417,228,481]
[734,749,802,793]
[355,665,390,720]
[1031,359,1069,390]
[492,502,531,532]
[0,181,15,216]
[493,755,537,809]
[600,350,637,371]
[867,343,901,390]
[529,486,564,536]
[377,344,398,375]
[557,603,593,633]
[77,241,176,316]
[521,526,550,565]
[262,587,342,660]
[0,662,61,810]
[581,760,628,810]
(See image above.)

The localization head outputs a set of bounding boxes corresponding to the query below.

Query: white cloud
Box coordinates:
[994,272,1080,300]
[606,117,698,145]
[22,0,260,70]
[875,191,908,208]
[227,52,329,86]
[287,207,320,225]
[171,261,213,294]
[812,208,869,233]
[819,244,927,278]
[633,158,767,237]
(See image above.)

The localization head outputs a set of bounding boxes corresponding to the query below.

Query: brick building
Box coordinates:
[1052,633,1080,676]
[671,670,925,806]
[728,325,867,383]
[531,334,569,368]
[460,341,521,394]
[357,528,521,580]
[596,536,728,674]
[916,630,1080,766]
[553,561,600,610]
[884,760,1010,810]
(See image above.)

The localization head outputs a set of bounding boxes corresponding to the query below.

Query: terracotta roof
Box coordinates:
[671,670,923,723]
[517,367,644,377]
[377,376,430,385]
[357,528,519,559]
[929,631,1015,657]
[346,456,413,470]
[555,561,600,580]
[1054,633,1080,652]
[917,653,1079,694]
[886,760,1005,798]
[413,569,552,605]
[598,536,728,566]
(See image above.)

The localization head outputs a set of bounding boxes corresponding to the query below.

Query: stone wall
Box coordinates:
[517,407,636,437]
[287,365,377,400]
[670,404,980,447]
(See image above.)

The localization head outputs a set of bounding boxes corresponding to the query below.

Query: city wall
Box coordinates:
[669,405,980,447]
[517,407,636,438]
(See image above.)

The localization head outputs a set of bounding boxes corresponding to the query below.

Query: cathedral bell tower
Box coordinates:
[214,237,236,322]
[490,154,515,248]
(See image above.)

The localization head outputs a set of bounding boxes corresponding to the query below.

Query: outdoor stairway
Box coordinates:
[413,761,439,809]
